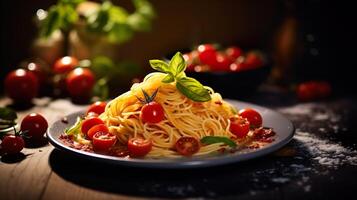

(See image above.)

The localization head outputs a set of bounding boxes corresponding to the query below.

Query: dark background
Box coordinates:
[1,0,356,94]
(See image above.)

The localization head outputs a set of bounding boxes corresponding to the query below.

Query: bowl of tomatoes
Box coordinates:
[176,44,272,98]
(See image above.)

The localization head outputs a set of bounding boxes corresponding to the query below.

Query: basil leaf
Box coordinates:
[0,107,17,121]
[108,23,133,44]
[176,77,211,102]
[169,52,186,76]
[162,74,175,83]
[201,136,237,148]
[149,60,171,73]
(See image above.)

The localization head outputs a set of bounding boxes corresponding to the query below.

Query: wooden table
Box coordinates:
[1,92,357,200]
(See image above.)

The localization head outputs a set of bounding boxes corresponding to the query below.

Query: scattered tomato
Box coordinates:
[140,102,165,123]
[53,56,79,74]
[230,116,250,138]
[127,138,152,157]
[20,113,48,139]
[92,132,117,152]
[81,117,104,135]
[4,69,39,103]
[66,68,95,99]
[226,46,243,61]
[87,101,107,115]
[239,108,263,128]
[87,124,109,140]
[197,44,218,66]
[297,81,331,101]
[175,136,200,156]
[1,135,25,154]
[25,62,47,86]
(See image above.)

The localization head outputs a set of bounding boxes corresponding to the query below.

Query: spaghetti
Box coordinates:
[100,72,236,158]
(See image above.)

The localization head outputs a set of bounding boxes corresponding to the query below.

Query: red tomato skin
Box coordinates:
[175,137,200,156]
[66,68,95,98]
[92,132,117,152]
[226,47,243,61]
[239,108,263,128]
[81,117,104,135]
[297,81,331,101]
[87,124,109,140]
[127,138,152,157]
[87,101,107,115]
[1,135,25,154]
[53,56,79,74]
[245,52,264,69]
[4,69,39,103]
[140,102,165,123]
[20,113,48,139]
[197,44,218,66]
[211,53,232,71]
[229,117,250,138]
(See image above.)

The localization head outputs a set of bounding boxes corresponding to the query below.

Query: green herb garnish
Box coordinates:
[149,52,211,102]
[0,107,17,130]
[200,136,237,148]
[65,117,83,135]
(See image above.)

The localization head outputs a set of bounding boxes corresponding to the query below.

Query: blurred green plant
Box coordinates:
[39,0,155,44]
[0,107,17,130]
[90,56,143,100]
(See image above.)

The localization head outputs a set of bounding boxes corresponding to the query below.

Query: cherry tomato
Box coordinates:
[87,101,107,115]
[239,108,263,128]
[211,53,232,71]
[53,56,79,74]
[197,44,218,66]
[20,113,48,139]
[127,138,152,157]
[183,51,199,71]
[245,52,264,69]
[175,136,200,156]
[226,46,243,61]
[140,102,165,123]
[297,81,331,101]
[25,62,47,86]
[87,124,109,140]
[194,65,210,72]
[66,68,95,99]
[4,69,39,103]
[229,116,250,138]
[81,117,104,135]
[1,135,25,154]
[92,132,117,152]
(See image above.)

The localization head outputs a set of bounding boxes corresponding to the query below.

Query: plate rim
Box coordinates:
[47,100,295,169]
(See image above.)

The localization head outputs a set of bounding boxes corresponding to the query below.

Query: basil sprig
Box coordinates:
[200,136,237,148]
[149,52,211,102]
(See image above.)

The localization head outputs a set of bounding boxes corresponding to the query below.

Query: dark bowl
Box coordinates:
[187,62,272,99]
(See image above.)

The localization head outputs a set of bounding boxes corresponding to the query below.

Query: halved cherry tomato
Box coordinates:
[87,101,107,115]
[226,46,243,61]
[92,132,117,152]
[1,135,25,154]
[140,102,165,123]
[239,108,262,128]
[127,138,152,157]
[81,117,104,135]
[87,124,109,140]
[53,56,79,74]
[229,116,250,138]
[197,44,218,66]
[175,137,200,156]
